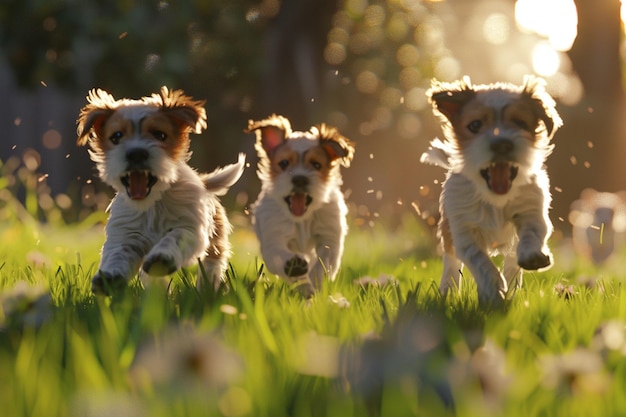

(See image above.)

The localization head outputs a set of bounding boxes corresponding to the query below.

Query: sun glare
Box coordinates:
[514,0,577,76]
[515,0,578,52]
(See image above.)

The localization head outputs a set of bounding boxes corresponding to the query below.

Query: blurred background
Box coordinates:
[1,0,625,239]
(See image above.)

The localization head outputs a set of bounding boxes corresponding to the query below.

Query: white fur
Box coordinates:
[77,88,245,294]
[423,76,561,304]
[253,186,348,293]
[248,116,354,297]
[99,156,245,287]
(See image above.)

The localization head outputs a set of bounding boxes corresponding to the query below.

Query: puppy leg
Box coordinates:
[309,234,345,289]
[284,256,315,298]
[502,251,523,291]
[198,205,232,291]
[94,236,148,295]
[439,252,463,297]
[456,244,507,304]
[514,214,553,271]
[143,226,206,277]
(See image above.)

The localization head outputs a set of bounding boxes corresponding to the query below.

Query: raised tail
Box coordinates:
[419,138,453,170]
[202,153,246,196]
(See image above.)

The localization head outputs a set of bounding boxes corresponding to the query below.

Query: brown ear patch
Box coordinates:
[246,114,292,157]
[316,123,355,167]
[429,88,476,123]
[76,107,114,146]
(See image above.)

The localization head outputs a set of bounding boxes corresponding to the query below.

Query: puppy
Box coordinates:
[77,87,245,294]
[421,76,562,304]
[246,115,355,297]
[569,188,626,265]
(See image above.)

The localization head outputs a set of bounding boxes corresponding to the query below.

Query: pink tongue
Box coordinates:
[489,163,512,195]
[128,171,149,200]
[289,193,308,216]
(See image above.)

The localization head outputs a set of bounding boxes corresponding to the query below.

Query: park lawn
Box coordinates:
[0,212,625,417]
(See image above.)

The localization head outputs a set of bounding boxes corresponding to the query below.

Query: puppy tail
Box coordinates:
[420,138,453,170]
[202,153,246,196]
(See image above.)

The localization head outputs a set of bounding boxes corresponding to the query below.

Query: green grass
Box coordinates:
[2,194,626,416]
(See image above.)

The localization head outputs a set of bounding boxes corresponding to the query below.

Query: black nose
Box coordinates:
[126,148,149,166]
[490,139,514,155]
[292,175,309,188]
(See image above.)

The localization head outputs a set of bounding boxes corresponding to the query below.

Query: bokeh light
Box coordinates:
[515,0,577,51]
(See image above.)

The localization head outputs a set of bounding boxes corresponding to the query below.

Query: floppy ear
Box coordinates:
[76,89,117,146]
[157,86,207,135]
[246,114,292,156]
[428,78,476,123]
[317,123,355,167]
[521,75,562,138]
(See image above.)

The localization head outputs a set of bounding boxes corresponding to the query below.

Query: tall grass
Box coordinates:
[2,153,626,416]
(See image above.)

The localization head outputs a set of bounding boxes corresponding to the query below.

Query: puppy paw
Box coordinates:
[143,253,178,276]
[92,271,127,295]
[518,251,552,271]
[284,256,308,277]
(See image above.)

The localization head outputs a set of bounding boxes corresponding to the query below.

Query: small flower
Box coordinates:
[592,319,626,356]
[1,281,52,329]
[540,348,609,395]
[554,283,576,299]
[353,273,398,288]
[470,339,511,404]
[129,325,243,392]
[328,292,350,309]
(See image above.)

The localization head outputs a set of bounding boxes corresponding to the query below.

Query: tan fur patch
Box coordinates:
[304,146,332,180]
[269,145,297,178]
[97,110,188,160]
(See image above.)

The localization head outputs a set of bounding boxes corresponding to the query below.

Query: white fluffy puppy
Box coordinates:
[77,87,245,294]
[246,115,355,297]
[421,76,562,304]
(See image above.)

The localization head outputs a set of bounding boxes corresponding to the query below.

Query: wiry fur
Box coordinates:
[421,76,562,305]
[77,87,245,294]
[246,114,355,297]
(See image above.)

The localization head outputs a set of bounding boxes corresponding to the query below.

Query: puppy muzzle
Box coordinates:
[285,175,313,217]
[121,148,158,200]
[480,138,519,195]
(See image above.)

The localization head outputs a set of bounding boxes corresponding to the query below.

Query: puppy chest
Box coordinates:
[286,222,317,254]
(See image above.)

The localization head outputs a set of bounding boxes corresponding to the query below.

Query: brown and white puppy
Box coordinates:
[421,76,562,304]
[77,87,245,294]
[246,115,355,297]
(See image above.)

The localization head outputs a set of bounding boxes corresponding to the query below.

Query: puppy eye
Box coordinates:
[467,120,482,133]
[110,131,123,144]
[278,160,289,170]
[151,130,167,141]
[513,119,529,130]
[311,161,322,170]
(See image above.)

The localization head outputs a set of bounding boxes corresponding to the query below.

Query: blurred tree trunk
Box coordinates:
[549,0,625,222]
[260,0,338,127]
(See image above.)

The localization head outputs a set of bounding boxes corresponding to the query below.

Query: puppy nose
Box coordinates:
[292,175,309,188]
[126,148,149,165]
[490,139,514,155]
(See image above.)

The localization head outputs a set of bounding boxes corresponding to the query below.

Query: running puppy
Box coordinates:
[421,76,561,304]
[77,87,245,294]
[246,115,355,297]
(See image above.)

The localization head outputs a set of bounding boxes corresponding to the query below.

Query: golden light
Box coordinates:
[532,42,561,76]
[515,0,578,52]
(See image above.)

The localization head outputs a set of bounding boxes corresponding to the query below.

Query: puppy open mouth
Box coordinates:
[120,171,158,200]
[480,162,519,195]
[285,192,313,217]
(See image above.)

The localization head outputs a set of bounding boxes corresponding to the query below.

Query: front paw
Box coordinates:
[518,251,552,271]
[143,253,178,276]
[284,256,308,277]
[92,271,127,295]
